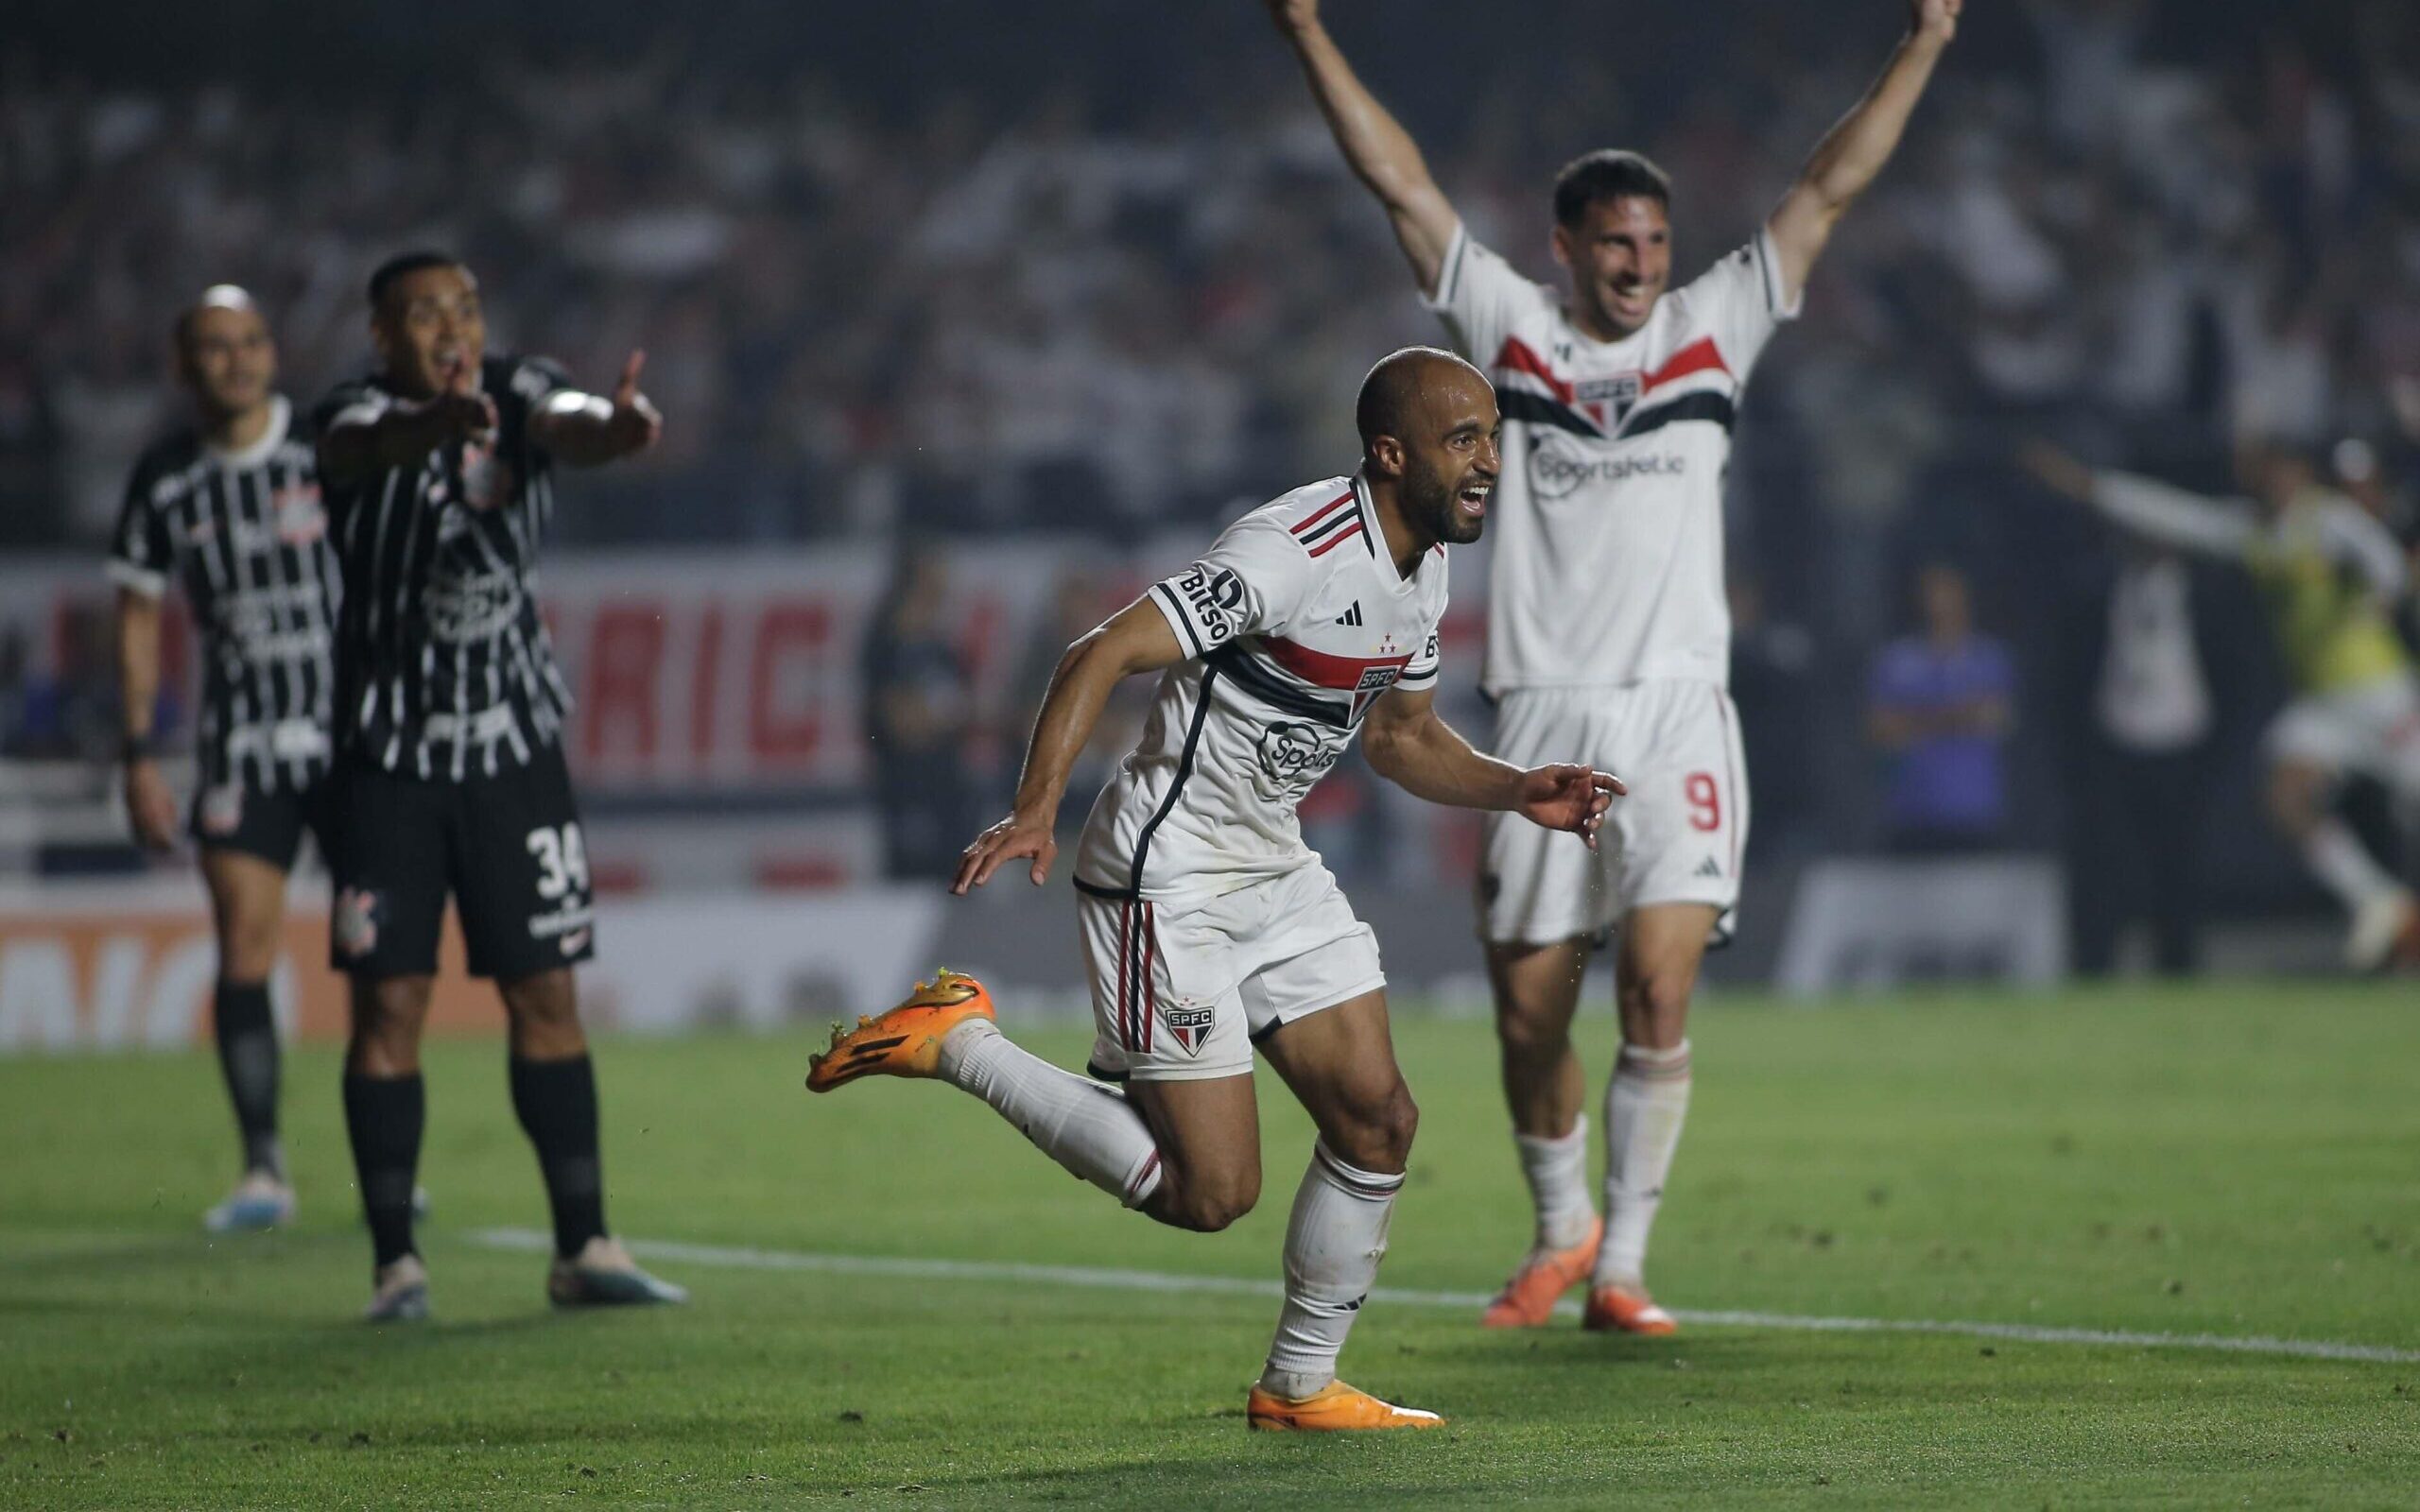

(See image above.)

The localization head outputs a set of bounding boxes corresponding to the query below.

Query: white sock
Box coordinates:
[1597,1040,1691,1287]
[1260,1143,1404,1400]
[939,1021,1164,1208]
[1513,1115,1596,1250]
[2305,819,2403,912]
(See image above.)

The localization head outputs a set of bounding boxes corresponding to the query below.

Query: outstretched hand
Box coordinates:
[606,349,663,456]
[952,809,1059,895]
[1910,0,1962,44]
[1516,764,1622,851]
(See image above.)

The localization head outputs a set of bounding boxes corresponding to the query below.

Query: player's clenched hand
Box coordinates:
[1515,764,1623,851]
[1910,0,1961,45]
[123,759,179,852]
[952,810,1059,895]
[606,349,663,456]
[1262,0,1321,36]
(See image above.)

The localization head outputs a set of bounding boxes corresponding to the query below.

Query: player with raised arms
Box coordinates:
[809,349,1620,1430]
[2026,440,2420,971]
[1268,0,1960,1332]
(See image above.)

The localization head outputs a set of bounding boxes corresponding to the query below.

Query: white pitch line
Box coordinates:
[469,1228,2420,1366]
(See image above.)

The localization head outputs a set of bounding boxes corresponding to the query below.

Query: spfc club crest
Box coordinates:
[1350,664,1400,721]
[1162,999,1216,1057]
[1575,371,1641,431]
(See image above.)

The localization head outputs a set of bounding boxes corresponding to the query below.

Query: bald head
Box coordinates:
[174,284,258,354]
[1356,346,1488,455]
[172,284,275,423]
[1354,346,1499,553]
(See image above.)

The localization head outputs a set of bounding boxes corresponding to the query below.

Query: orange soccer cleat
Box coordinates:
[1245,1380,1445,1432]
[1479,1218,1603,1329]
[805,971,996,1092]
[1582,1280,1679,1336]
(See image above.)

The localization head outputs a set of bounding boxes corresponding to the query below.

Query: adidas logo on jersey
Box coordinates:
[1335,603,1362,627]
[1695,856,1723,879]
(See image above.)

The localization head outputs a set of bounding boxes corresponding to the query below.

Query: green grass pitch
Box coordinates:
[5,984,2419,1508]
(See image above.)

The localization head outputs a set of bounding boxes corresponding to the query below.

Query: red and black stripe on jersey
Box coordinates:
[1290,487,1374,558]
[1492,335,1738,441]
[1206,634,1417,730]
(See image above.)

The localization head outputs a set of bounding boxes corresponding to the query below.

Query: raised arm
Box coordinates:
[1766,0,1961,304]
[1360,684,1618,847]
[318,362,498,486]
[1266,0,1461,295]
[529,350,664,469]
[2022,442,2259,559]
[114,588,180,851]
[953,596,1189,894]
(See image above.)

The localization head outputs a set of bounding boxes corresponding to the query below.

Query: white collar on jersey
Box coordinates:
[203,394,292,471]
[1355,471,1435,592]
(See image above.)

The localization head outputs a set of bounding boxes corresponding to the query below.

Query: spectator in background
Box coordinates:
[2055,541,2239,975]
[1866,562,2016,853]
[862,546,977,880]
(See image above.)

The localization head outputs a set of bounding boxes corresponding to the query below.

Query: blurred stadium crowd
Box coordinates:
[5,0,2420,919]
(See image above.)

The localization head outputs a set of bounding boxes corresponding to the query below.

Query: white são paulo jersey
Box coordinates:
[1074,474,1447,914]
[1426,224,1799,694]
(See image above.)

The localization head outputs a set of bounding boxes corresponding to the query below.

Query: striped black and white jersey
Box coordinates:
[105,395,338,793]
[1073,473,1447,914]
[312,354,574,782]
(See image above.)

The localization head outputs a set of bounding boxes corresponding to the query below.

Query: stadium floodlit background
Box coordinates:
[6,2,2420,1506]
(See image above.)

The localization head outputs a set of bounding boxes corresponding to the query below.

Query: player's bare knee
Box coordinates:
[346,975,431,1073]
[218,912,284,983]
[2266,763,2325,837]
[1166,1166,1259,1232]
[1374,1082,1420,1166]
[500,969,583,1047]
[1493,997,1571,1064]
[1618,969,1694,1041]
[1325,1077,1418,1173]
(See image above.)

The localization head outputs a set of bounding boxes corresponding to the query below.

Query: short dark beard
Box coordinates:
[1401,452,1457,548]
[1404,451,1483,547]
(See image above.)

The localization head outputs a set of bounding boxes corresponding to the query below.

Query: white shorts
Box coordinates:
[1478,681,1748,946]
[1079,864,1386,1083]
[2264,676,2420,795]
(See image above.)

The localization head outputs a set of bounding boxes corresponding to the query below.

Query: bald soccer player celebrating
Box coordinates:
[808,350,1620,1430]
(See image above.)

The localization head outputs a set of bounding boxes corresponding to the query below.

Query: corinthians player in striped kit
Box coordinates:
[312,251,682,1319]
[810,350,1619,1430]
[1272,0,1960,1331]
[110,286,337,1234]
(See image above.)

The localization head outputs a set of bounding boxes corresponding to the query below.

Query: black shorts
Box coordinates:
[191,771,336,873]
[328,744,596,981]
